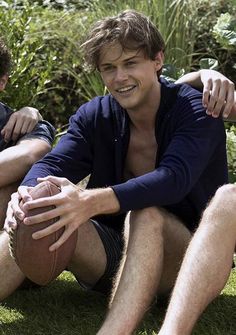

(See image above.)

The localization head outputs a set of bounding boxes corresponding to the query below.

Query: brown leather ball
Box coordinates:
[9,180,77,286]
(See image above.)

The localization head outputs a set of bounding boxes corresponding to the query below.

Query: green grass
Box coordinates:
[0,269,235,335]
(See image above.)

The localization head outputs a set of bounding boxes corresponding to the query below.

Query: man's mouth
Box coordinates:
[116,85,136,93]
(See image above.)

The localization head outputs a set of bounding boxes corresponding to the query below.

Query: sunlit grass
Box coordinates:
[0,268,235,335]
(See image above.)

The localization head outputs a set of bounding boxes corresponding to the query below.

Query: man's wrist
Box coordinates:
[82,187,120,217]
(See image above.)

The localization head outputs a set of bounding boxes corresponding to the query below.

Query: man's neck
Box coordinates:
[127,83,161,131]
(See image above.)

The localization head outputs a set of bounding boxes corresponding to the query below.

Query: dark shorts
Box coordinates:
[75,219,125,296]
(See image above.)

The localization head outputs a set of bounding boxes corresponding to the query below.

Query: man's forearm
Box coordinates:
[82,187,120,217]
[0,139,50,187]
[175,71,202,89]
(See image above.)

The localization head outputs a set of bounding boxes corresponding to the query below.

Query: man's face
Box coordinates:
[98,42,163,113]
[0,75,8,92]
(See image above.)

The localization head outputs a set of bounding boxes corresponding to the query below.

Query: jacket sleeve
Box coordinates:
[112,94,226,212]
[22,107,94,187]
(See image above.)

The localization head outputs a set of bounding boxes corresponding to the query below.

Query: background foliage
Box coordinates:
[0,0,235,125]
[0,0,236,177]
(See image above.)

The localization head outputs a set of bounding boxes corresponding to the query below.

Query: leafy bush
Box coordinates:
[0,0,235,128]
[226,126,236,182]
[191,0,236,82]
[0,0,89,126]
[212,12,236,83]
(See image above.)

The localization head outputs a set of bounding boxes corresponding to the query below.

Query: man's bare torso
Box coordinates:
[124,125,157,180]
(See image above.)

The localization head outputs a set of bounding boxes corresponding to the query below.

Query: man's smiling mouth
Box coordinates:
[116,85,136,93]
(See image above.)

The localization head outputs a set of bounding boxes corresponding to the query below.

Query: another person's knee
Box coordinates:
[203,184,236,228]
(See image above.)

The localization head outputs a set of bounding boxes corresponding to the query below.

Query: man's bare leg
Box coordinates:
[97,207,191,335]
[67,220,107,286]
[158,184,236,335]
[0,219,108,301]
[0,232,25,300]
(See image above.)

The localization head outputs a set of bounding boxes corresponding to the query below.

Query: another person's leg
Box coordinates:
[158,184,236,335]
[98,207,192,335]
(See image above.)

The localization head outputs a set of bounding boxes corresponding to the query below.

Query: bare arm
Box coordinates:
[1,107,43,143]
[176,69,236,120]
[0,138,51,187]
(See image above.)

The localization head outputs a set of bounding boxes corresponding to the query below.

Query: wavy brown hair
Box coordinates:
[82,9,165,75]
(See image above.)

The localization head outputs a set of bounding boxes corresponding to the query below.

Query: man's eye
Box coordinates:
[101,66,114,72]
[126,61,135,66]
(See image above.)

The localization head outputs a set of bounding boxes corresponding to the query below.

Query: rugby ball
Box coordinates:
[9,180,77,285]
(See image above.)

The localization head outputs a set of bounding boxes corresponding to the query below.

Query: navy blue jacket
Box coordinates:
[22,79,228,232]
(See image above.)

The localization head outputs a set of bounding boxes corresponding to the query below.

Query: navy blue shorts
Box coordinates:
[75,219,125,296]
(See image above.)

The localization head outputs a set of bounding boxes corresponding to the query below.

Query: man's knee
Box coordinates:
[129,207,165,233]
[130,207,190,240]
[202,184,236,229]
[215,183,236,201]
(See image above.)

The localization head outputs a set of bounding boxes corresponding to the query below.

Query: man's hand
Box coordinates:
[1,107,43,142]
[4,186,33,233]
[176,69,236,119]
[11,176,120,252]
[199,69,235,119]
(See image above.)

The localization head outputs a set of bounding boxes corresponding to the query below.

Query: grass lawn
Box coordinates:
[0,268,235,335]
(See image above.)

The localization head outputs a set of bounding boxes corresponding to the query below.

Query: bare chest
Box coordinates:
[124,129,157,180]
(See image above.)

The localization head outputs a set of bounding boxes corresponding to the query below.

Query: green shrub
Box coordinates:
[226,126,236,182]
[191,0,236,82]
[0,0,235,128]
[0,0,88,126]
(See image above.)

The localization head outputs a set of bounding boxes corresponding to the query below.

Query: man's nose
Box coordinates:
[115,67,128,81]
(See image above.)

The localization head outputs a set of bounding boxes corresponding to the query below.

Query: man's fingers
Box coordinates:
[31,216,65,240]
[1,115,16,142]
[202,79,212,109]
[49,226,76,252]
[24,206,60,225]
[222,83,235,118]
[205,80,221,114]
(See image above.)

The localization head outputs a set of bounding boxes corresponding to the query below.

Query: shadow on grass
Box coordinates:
[0,272,107,335]
[0,273,236,335]
[137,294,236,335]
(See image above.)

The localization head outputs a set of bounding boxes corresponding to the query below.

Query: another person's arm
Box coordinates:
[0,138,51,187]
[176,69,236,120]
[0,119,55,187]
[1,107,43,143]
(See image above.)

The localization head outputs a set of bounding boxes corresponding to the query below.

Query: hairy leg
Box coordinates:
[97,207,191,335]
[0,219,109,301]
[0,231,25,301]
[159,184,236,335]
[67,220,107,286]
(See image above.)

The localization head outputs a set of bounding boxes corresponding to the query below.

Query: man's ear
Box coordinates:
[0,75,8,91]
[154,51,164,71]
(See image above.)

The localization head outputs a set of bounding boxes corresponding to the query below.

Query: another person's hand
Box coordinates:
[4,186,33,233]
[1,107,42,142]
[199,69,235,119]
